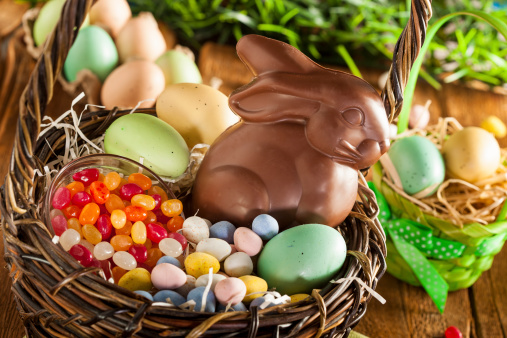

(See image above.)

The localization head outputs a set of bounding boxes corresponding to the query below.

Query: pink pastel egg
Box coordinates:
[234,227,263,256]
[214,277,247,305]
[230,244,237,254]
[151,263,187,290]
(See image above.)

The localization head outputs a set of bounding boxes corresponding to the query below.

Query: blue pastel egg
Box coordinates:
[134,290,153,301]
[153,290,186,306]
[187,287,216,312]
[217,302,248,312]
[210,221,236,243]
[249,297,276,310]
[252,214,279,240]
[156,256,182,268]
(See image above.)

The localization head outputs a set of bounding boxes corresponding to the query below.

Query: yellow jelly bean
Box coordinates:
[118,268,153,291]
[131,194,156,211]
[104,171,122,191]
[239,275,268,303]
[481,115,507,138]
[161,199,183,217]
[67,218,83,238]
[111,209,127,229]
[184,252,220,278]
[82,224,102,245]
[131,221,147,244]
[290,293,310,303]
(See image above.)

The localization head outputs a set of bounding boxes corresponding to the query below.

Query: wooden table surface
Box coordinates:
[1,1,506,337]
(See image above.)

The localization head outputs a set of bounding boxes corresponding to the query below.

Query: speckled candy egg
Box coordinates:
[234,227,263,256]
[151,263,187,290]
[214,278,247,306]
[184,252,220,278]
[257,224,346,295]
[182,216,209,243]
[118,268,152,291]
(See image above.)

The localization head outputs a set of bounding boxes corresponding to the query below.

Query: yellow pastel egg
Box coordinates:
[239,275,268,303]
[480,115,507,138]
[184,252,220,278]
[118,268,153,292]
[290,293,310,303]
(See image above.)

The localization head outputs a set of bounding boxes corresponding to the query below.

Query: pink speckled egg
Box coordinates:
[214,277,247,305]
[182,216,210,243]
[151,263,187,290]
[234,227,263,256]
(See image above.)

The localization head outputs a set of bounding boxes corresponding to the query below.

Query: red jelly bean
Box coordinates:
[137,262,153,273]
[146,223,168,243]
[96,214,113,240]
[63,205,82,219]
[72,191,92,207]
[69,244,93,267]
[51,215,68,236]
[99,259,112,280]
[98,203,109,215]
[72,168,100,186]
[153,209,170,224]
[52,187,71,210]
[129,244,148,263]
[90,181,110,204]
[120,183,144,201]
[124,205,148,222]
[152,194,162,210]
[445,326,462,338]
[167,232,187,250]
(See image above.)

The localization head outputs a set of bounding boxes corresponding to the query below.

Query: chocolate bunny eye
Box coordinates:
[342,108,365,126]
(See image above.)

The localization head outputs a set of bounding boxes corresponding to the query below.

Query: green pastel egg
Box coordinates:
[63,25,118,82]
[387,135,445,197]
[257,224,346,295]
[155,50,202,86]
[33,0,66,47]
[104,113,190,178]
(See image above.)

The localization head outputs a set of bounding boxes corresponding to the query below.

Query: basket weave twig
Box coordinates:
[1,0,431,336]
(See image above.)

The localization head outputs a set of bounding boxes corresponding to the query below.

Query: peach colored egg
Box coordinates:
[89,0,131,38]
[151,263,187,290]
[215,277,247,306]
[234,227,263,256]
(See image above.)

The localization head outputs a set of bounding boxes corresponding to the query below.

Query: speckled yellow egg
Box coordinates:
[118,268,153,291]
[239,275,268,303]
[184,252,220,278]
[290,294,310,303]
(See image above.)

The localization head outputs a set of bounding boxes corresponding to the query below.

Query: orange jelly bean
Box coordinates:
[79,203,100,225]
[105,194,124,213]
[115,220,133,236]
[131,194,156,211]
[82,224,102,245]
[161,199,183,217]
[104,172,121,191]
[66,181,85,198]
[148,186,168,202]
[90,181,110,204]
[144,238,153,250]
[98,173,105,182]
[110,235,133,251]
[145,248,163,267]
[112,266,127,284]
[67,218,83,237]
[111,209,127,229]
[167,215,184,232]
[124,205,147,222]
[63,204,82,219]
[128,173,152,190]
[145,210,157,223]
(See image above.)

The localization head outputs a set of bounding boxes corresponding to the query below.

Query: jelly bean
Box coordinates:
[95,214,113,240]
[125,205,148,222]
[128,173,152,190]
[167,215,184,233]
[79,203,100,225]
[210,221,236,243]
[110,235,134,251]
[117,268,152,290]
[90,181,110,204]
[73,191,93,207]
[132,194,156,211]
[115,220,133,236]
[129,244,148,263]
[67,218,83,237]
[50,208,64,220]
[167,232,188,251]
[239,275,268,303]
[60,229,81,251]
[123,200,131,208]
[105,194,124,214]
[134,290,154,301]
[113,251,137,270]
[137,262,153,273]
[82,224,102,245]
[144,238,153,250]
[196,238,231,262]
[112,266,127,284]
[159,238,183,257]
[151,263,187,290]
[290,294,310,303]
[145,210,157,223]
[195,274,226,291]
[182,216,209,243]
[63,204,82,219]
[79,239,95,254]
[175,275,196,297]
[66,181,85,198]
[151,194,162,210]
[51,215,68,236]
[146,223,168,243]
[184,252,220,278]
[120,183,144,201]
[72,168,100,186]
[131,221,147,244]
[224,252,253,277]
[215,278,247,306]
[85,185,91,195]
[187,287,216,312]
[156,255,181,268]
[252,214,279,241]
[52,187,71,210]
[161,199,183,217]
[104,171,122,190]
[94,241,115,260]
[445,326,463,338]
[98,258,112,280]
[234,227,263,256]
[69,244,93,267]
[148,186,168,202]
[99,203,109,215]
[154,209,170,224]
[145,248,163,267]
[153,290,185,305]
[111,209,127,229]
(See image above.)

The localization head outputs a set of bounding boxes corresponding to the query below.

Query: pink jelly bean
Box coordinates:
[72,168,100,186]
[96,214,113,240]
[129,244,148,263]
[69,244,93,267]
[152,194,162,210]
[167,232,188,250]
[120,183,144,201]
[146,223,168,243]
[72,191,92,207]
[153,209,170,224]
[52,187,71,210]
[51,215,68,236]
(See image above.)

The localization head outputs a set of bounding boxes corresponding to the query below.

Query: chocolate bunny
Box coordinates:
[191,35,390,230]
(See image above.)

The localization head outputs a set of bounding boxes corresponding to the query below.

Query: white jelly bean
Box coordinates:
[60,229,81,251]
[159,238,183,257]
[113,251,137,270]
[94,241,115,260]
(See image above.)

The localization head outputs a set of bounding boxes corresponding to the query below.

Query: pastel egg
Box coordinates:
[252,214,279,241]
[89,0,131,38]
[156,50,202,86]
[217,302,247,312]
[214,278,247,306]
[249,295,277,310]
[481,115,507,138]
[118,268,152,291]
[187,287,216,312]
[156,255,181,268]
[151,263,187,290]
[387,135,445,197]
[104,113,189,178]
[195,274,227,291]
[184,252,220,278]
[210,221,236,243]
[196,238,232,262]
[224,252,253,277]
[234,227,263,256]
[153,290,186,306]
[175,275,196,297]
[134,290,153,301]
[239,275,268,303]
[257,224,346,295]
[408,104,430,129]
[290,294,310,303]
[182,216,209,243]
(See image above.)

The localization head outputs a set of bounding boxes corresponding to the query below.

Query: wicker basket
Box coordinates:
[0,0,431,336]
